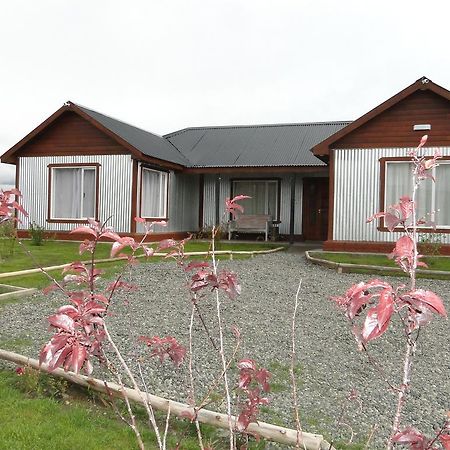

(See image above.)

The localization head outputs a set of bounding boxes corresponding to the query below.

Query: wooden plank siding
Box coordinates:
[17,111,129,157]
[334,91,450,149]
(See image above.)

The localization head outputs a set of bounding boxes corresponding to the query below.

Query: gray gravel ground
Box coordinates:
[0,250,449,449]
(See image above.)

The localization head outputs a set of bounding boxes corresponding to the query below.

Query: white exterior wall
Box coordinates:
[203,173,324,235]
[333,147,450,243]
[18,155,133,233]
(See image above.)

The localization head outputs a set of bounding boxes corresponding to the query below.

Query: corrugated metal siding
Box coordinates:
[136,170,200,234]
[202,175,231,227]
[202,174,313,235]
[334,147,450,243]
[18,155,133,233]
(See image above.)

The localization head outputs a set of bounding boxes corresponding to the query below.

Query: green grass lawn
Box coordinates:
[0,369,222,450]
[310,251,450,278]
[0,367,362,450]
[0,239,284,273]
[0,285,17,294]
[0,240,285,290]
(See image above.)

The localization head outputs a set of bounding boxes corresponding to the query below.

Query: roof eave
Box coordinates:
[184,165,328,174]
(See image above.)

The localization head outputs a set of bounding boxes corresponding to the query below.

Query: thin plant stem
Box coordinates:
[387,341,416,449]
[112,375,145,450]
[290,279,306,450]
[188,303,205,450]
[101,353,145,450]
[193,302,219,351]
[196,333,240,412]
[17,240,69,294]
[138,362,160,439]
[364,424,378,449]
[105,227,151,308]
[103,323,163,449]
[162,404,171,450]
[387,155,421,448]
[360,343,399,392]
[211,225,234,450]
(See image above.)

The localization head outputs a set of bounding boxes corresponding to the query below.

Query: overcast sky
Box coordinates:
[1,0,449,184]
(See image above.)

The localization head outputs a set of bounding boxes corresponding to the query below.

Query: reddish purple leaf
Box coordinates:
[231,195,252,202]
[102,230,122,241]
[238,359,256,371]
[361,307,390,343]
[68,343,87,374]
[376,288,394,330]
[218,270,241,300]
[406,289,447,317]
[440,434,450,450]
[419,134,428,148]
[157,239,177,250]
[184,261,211,272]
[48,314,75,332]
[140,335,186,367]
[385,212,402,232]
[70,226,98,238]
[392,427,428,449]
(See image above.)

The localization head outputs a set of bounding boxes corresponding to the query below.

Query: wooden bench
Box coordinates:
[228,214,273,241]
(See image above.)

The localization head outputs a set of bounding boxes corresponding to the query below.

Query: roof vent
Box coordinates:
[413,124,431,131]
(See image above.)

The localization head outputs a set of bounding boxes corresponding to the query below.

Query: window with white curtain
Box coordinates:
[50,166,97,220]
[232,180,279,218]
[384,160,450,227]
[141,168,168,218]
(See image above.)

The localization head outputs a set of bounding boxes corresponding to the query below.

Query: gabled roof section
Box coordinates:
[312,76,450,157]
[165,121,350,167]
[1,102,190,168]
[74,103,190,166]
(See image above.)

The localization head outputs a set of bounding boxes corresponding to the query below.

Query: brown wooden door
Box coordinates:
[302,178,329,241]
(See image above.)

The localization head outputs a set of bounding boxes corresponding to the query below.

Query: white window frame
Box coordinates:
[49,165,98,221]
[140,167,169,219]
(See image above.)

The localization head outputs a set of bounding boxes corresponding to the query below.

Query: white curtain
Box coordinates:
[52,168,82,218]
[232,180,277,216]
[52,168,96,219]
[83,169,96,217]
[435,164,450,226]
[386,162,434,225]
[141,169,167,218]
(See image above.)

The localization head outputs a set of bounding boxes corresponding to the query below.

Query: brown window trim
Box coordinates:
[378,156,450,233]
[230,177,282,222]
[47,163,100,223]
[139,166,169,221]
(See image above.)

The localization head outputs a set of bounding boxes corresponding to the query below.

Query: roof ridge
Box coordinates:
[164,120,353,138]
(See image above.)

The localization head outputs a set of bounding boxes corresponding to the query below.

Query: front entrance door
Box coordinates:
[302,178,329,241]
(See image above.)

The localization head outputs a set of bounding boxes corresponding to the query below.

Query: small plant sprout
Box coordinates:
[333,136,448,449]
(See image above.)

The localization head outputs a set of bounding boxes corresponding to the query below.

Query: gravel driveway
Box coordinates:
[0,250,449,448]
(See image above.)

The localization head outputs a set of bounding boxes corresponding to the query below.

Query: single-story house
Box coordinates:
[2,76,450,251]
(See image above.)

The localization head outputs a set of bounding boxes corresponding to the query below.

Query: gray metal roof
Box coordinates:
[165,122,351,167]
[75,103,190,166]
